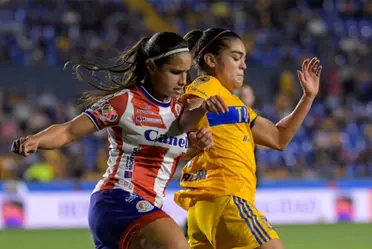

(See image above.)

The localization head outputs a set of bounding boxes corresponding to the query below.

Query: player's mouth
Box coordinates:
[174,87,184,94]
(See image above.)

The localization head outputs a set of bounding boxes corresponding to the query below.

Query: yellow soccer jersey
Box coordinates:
[175,75,258,210]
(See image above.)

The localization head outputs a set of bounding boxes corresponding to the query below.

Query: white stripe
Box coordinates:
[92,179,104,193]
[153,150,177,207]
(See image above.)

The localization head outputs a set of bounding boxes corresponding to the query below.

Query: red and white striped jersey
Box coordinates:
[84,85,187,208]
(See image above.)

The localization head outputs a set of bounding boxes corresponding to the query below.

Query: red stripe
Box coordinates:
[132,145,169,203]
[89,92,129,129]
[163,153,185,197]
[111,92,129,117]
[100,126,124,191]
[131,90,166,129]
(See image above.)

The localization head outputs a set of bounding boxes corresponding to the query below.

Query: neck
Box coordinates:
[142,80,170,103]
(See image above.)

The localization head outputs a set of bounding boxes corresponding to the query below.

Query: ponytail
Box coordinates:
[68,31,189,108]
[69,37,150,108]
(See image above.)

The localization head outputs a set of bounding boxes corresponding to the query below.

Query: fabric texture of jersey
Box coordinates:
[84,85,187,208]
[89,189,169,249]
[187,195,279,249]
[174,75,258,210]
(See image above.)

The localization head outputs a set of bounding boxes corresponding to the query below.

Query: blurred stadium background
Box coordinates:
[0,0,372,248]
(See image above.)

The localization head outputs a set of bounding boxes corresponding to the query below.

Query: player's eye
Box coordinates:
[232,57,240,61]
[171,70,184,75]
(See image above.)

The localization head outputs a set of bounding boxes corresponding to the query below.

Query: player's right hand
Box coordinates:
[202,95,228,114]
[189,128,213,151]
[11,136,40,157]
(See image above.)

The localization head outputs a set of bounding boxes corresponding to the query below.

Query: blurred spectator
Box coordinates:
[235,85,256,108]
[0,0,371,181]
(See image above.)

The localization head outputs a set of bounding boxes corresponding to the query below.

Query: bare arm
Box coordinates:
[12,114,97,156]
[252,57,322,151]
[252,96,314,151]
[35,114,97,149]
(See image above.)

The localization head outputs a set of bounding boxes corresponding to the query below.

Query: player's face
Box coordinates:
[151,52,192,99]
[214,38,247,91]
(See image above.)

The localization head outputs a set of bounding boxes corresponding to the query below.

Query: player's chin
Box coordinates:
[231,79,243,90]
[172,90,184,99]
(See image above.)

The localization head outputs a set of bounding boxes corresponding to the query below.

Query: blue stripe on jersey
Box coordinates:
[207,106,251,127]
[139,85,171,108]
[84,111,102,130]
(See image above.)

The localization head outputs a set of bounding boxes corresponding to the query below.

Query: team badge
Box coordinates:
[194,76,210,85]
[99,104,118,122]
[136,200,154,213]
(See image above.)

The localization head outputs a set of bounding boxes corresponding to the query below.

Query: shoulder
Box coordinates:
[86,89,132,120]
[190,75,221,88]
[185,75,221,99]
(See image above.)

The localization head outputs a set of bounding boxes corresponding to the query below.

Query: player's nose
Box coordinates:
[179,72,187,86]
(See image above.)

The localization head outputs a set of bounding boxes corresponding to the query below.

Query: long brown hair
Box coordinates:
[184,28,240,73]
[67,32,189,108]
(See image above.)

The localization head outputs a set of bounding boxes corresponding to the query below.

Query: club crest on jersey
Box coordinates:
[136,200,154,213]
[144,129,188,148]
[99,104,118,122]
[194,76,210,85]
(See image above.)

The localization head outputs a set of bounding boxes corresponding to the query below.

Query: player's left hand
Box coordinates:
[297,57,322,100]
[188,128,213,151]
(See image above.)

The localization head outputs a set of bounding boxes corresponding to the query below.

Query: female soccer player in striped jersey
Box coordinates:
[11,32,228,249]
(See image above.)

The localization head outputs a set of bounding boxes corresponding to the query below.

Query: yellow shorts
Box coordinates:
[187,195,279,249]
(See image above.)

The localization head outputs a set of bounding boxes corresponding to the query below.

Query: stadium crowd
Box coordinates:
[0,0,371,181]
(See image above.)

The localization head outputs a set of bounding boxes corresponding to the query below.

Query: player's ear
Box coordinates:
[204,53,217,68]
[146,60,157,75]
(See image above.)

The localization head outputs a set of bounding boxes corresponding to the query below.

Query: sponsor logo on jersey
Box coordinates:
[135,116,163,124]
[125,147,138,171]
[136,200,154,213]
[125,193,138,203]
[181,169,207,182]
[144,129,188,148]
[136,109,156,115]
[133,106,166,128]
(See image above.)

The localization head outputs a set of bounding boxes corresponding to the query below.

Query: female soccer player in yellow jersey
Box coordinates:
[175,28,322,249]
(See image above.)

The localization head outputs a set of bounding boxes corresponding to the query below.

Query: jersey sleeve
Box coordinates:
[83,92,129,130]
[248,107,258,128]
[185,76,219,100]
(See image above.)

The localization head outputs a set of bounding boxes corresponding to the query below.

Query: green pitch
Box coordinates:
[1,223,371,249]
